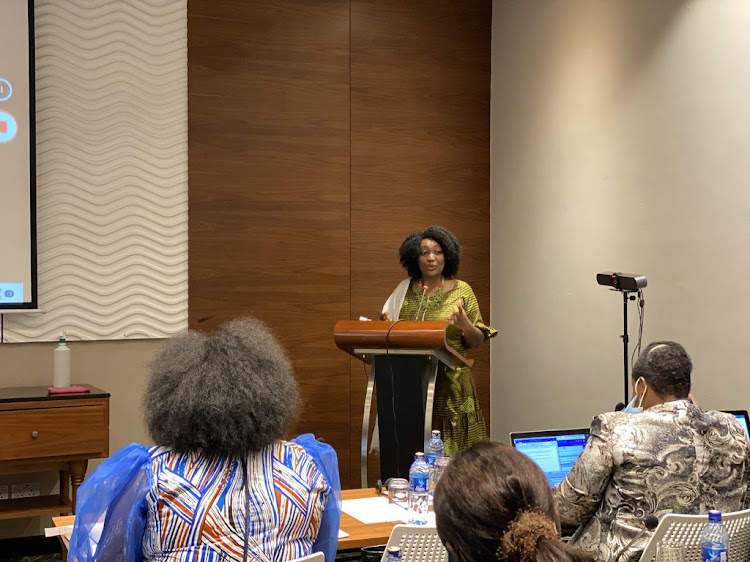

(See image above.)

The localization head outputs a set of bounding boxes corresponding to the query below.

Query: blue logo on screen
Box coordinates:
[0,110,19,143]
[0,283,24,303]
[0,78,12,102]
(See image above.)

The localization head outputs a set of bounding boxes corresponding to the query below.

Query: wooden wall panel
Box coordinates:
[349,0,492,485]
[187,0,352,482]
[188,0,491,488]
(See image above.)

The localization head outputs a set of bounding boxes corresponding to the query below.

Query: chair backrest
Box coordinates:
[290,552,325,562]
[380,524,448,562]
[639,508,750,562]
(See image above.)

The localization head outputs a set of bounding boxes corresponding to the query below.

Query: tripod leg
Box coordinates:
[622,291,630,404]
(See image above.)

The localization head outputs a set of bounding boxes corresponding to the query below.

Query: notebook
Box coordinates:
[722,410,750,440]
[509,428,590,487]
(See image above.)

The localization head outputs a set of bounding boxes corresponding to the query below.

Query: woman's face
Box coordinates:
[418,238,445,279]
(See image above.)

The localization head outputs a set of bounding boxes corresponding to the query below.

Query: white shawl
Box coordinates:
[381,278,411,321]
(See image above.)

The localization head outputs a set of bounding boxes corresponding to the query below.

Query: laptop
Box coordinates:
[722,410,750,440]
[510,428,590,487]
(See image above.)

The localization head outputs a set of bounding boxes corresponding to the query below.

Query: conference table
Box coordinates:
[52,487,406,556]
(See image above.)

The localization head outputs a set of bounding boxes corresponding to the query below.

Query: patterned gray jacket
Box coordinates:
[554,400,750,562]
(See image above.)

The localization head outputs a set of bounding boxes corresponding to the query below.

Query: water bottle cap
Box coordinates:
[708,510,722,522]
[431,430,441,437]
[387,547,401,554]
[415,452,425,460]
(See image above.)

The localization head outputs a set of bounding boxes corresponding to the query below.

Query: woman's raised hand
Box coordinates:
[448,298,486,348]
[447,298,471,331]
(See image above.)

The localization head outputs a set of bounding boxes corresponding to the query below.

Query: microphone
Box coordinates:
[615,402,626,412]
[613,515,659,562]
[415,284,428,320]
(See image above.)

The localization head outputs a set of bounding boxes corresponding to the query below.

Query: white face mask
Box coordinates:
[623,377,648,414]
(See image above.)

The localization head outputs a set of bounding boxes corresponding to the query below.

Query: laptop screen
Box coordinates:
[723,410,750,440]
[510,429,590,487]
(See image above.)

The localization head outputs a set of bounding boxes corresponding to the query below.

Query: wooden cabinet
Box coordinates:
[0,386,110,520]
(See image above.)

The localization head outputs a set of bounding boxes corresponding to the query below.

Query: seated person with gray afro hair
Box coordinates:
[69,318,341,562]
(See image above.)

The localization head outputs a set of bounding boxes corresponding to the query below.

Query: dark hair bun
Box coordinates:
[497,510,558,561]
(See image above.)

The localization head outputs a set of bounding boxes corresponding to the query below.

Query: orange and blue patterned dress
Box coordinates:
[69,436,340,562]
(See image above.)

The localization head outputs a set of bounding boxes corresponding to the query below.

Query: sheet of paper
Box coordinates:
[45,525,73,538]
[342,496,406,524]
[342,496,435,526]
[338,529,350,538]
[50,520,104,550]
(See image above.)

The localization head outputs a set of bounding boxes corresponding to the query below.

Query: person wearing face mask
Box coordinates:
[554,341,750,562]
[621,376,648,413]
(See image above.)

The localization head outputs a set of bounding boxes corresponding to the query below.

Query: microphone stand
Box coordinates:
[617,290,637,405]
[622,291,629,405]
[598,272,647,406]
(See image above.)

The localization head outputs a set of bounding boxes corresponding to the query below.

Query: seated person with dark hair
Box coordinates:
[69,318,341,562]
[434,441,593,562]
[555,341,750,562]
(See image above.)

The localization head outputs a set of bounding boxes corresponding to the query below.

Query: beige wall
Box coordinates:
[0,340,156,537]
[490,0,750,440]
[0,0,184,540]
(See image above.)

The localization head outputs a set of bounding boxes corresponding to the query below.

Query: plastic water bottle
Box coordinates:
[426,430,444,466]
[429,455,449,498]
[385,546,402,562]
[408,452,429,525]
[426,430,444,497]
[53,333,71,388]
[700,510,729,562]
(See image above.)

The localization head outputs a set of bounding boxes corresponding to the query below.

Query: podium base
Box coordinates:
[375,355,430,480]
[360,353,439,486]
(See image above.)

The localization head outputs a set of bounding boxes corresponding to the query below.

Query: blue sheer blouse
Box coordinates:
[68,434,341,562]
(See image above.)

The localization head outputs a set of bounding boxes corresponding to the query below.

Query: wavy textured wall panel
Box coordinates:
[3,0,188,342]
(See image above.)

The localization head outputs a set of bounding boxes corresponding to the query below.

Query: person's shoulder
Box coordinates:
[700,409,748,434]
[93,443,152,469]
[81,443,153,491]
[694,409,750,446]
[118,442,151,455]
[147,445,197,464]
[454,279,476,294]
[392,277,412,291]
[591,410,650,435]
[702,409,737,422]
[147,444,171,458]
[281,438,337,461]
[273,440,329,485]
[281,439,305,454]
[591,411,621,433]
[275,439,317,464]
[594,409,632,424]
[597,401,684,427]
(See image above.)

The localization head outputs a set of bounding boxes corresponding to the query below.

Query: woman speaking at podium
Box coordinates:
[381,225,496,455]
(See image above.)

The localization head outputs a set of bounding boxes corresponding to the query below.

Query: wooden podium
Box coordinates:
[334,320,471,486]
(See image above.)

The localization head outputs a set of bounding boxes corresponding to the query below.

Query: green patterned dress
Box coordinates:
[398,280,497,456]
